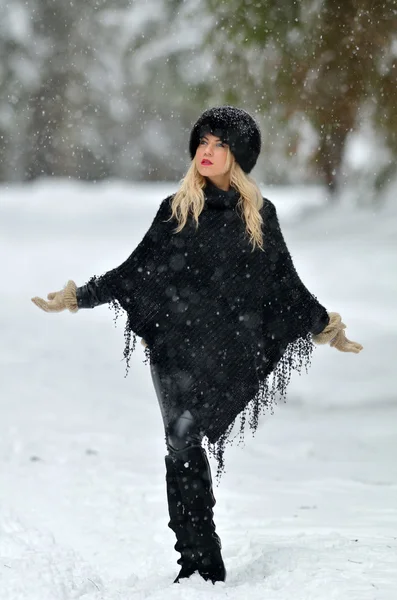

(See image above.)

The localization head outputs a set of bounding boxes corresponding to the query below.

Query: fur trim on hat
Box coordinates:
[189,106,261,173]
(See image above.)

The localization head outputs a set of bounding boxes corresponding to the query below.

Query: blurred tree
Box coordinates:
[0,0,124,181]
[203,0,397,196]
[0,1,41,181]
[25,0,129,180]
[105,0,214,181]
[3,0,395,187]
[0,0,212,182]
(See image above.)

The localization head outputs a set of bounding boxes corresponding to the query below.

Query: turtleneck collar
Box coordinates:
[204,179,240,210]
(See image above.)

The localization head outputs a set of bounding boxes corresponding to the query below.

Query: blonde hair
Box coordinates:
[166,149,265,252]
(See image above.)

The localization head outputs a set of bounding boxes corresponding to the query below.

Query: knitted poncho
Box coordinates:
[82,181,329,476]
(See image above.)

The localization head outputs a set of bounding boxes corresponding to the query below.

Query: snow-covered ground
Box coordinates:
[0,179,396,600]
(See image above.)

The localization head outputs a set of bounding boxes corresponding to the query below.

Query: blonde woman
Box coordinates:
[32,106,362,585]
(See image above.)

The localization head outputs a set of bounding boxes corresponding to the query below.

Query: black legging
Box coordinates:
[149,362,203,455]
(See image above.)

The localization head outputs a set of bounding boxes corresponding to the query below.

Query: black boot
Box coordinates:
[164,455,198,583]
[172,445,226,585]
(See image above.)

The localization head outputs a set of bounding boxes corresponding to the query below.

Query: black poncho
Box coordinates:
[79,181,329,476]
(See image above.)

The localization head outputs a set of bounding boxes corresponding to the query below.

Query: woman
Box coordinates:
[31,106,363,585]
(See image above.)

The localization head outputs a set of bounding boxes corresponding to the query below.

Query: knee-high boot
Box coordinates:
[164,454,198,582]
[171,445,226,584]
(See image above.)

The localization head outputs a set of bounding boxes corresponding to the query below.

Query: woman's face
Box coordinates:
[195,133,230,178]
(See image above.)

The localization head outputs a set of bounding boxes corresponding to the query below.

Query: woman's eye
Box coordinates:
[199,139,225,147]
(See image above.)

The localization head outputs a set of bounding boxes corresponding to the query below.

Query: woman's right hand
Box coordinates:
[31,280,78,313]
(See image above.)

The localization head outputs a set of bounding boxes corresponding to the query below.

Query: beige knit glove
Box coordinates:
[31,280,78,313]
[312,312,363,354]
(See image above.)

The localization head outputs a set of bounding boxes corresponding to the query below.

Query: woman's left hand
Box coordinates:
[330,328,363,353]
[313,312,363,353]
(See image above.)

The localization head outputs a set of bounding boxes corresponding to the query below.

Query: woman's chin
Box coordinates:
[197,167,210,177]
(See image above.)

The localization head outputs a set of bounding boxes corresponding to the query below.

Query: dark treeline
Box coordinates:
[0,0,396,201]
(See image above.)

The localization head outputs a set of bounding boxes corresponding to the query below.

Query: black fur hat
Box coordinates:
[189,106,261,173]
